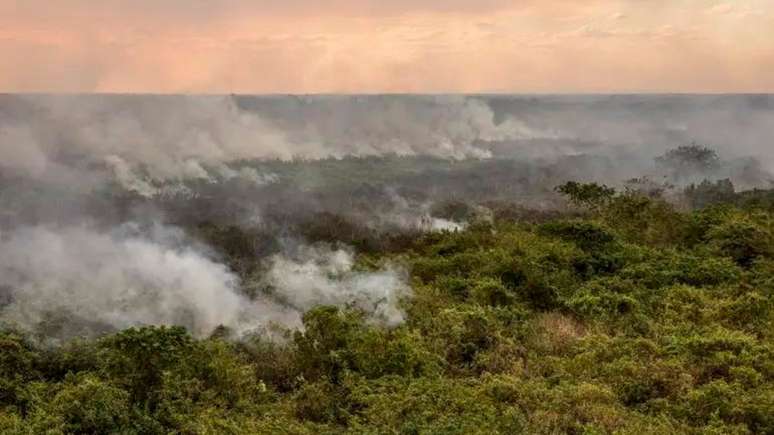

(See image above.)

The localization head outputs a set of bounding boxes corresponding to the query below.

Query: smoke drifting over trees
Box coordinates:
[3,94,774,433]
[2,94,773,193]
[0,94,773,340]
[0,224,408,340]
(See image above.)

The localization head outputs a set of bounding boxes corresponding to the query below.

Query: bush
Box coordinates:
[293,307,363,383]
[99,325,194,404]
[470,278,515,307]
[556,181,616,210]
[602,193,686,246]
[294,380,342,424]
[539,220,616,251]
[0,330,41,412]
[45,374,131,434]
[2,193,774,433]
[706,217,773,266]
[685,179,736,209]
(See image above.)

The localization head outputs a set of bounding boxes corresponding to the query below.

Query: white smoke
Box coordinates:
[0,224,410,339]
[2,94,773,197]
[105,155,162,198]
[262,96,547,160]
[0,95,551,197]
[262,245,410,327]
[371,189,467,232]
[0,96,288,196]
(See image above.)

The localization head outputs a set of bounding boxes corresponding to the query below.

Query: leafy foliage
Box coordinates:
[555,181,616,210]
[4,185,774,433]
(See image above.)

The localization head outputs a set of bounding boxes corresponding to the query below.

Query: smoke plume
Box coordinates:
[262,244,410,327]
[0,224,409,339]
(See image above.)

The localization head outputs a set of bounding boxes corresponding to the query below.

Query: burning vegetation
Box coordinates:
[1,95,774,433]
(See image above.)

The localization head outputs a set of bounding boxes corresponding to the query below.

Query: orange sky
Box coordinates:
[1,0,772,93]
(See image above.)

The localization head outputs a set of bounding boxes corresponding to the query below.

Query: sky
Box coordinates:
[1,0,772,93]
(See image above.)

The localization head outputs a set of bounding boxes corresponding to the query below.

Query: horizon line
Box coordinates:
[2,91,774,97]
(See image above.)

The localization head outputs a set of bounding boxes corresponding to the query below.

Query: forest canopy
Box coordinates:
[2,176,774,434]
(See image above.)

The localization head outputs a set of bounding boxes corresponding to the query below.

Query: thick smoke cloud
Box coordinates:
[0,95,538,197]
[3,94,772,196]
[237,96,548,160]
[0,95,292,194]
[263,244,410,326]
[0,224,409,339]
[0,224,250,338]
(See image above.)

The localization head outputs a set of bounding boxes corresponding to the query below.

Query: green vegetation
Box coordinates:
[3,184,774,434]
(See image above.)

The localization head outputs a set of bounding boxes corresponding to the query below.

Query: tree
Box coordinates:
[684,179,735,209]
[555,181,616,210]
[655,144,720,181]
[99,326,194,405]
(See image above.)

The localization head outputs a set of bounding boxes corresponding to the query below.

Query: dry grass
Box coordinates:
[531,311,587,354]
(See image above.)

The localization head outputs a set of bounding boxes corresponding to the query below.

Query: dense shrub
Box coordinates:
[706,217,774,266]
[41,374,131,434]
[555,181,616,209]
[685,179,736,209]
[3,192,774,433]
